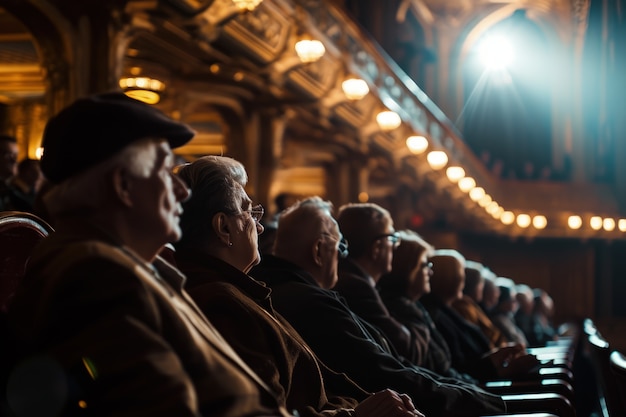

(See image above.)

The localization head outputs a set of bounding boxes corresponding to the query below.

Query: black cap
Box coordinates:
[41,92,195,183]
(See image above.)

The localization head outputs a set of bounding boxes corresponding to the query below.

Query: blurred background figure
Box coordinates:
[5,158,43,212]
[377,230,476,383]
[423,249,539,382]
[489,278,529,347]
[514,284,536,346]
[0,135,18,211]
[480,273,501,315]
[530,288,559,347]
[452,260,508,349]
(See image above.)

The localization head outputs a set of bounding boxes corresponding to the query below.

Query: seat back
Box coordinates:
[586,331,625,417]
[609,350,626,413]
[0,211,53,312]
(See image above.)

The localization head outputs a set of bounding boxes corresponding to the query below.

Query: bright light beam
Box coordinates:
[479,36,514,71]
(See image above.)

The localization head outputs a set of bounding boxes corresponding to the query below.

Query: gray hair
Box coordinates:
[175,155,248,248]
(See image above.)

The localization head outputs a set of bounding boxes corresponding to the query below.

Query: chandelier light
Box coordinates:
[469,187,485,202]
[568,215,583,230]
[119,76,165,104]
[603,218,616,231]
[501,211,515,225]
[458,177,476,193]
[486,201,500,215]
[590,216,603,231]
[446,166,465,183]
[376,110,402,131]
[232,0,263,11]
[406,135,429,154]
[426,151,448,170]
[491,206,504,219]
[295,39,326,63]
[516,213,531,228]
[478,194,492,208]
[533,215,547,230]
[619,219,626,232]
[342,78,369,100]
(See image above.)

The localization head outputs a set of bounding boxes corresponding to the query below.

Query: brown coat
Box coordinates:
[174,249,368,417]
[7,223,289,417]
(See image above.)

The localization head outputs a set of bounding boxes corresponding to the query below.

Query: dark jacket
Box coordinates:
[334,258,415,362]
[421,293,498,381]
[377,288,476,383]
[251,255,506,417]
[7,222,289,417]
[174,249,367,417]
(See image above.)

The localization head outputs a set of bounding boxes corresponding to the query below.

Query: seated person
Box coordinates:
[172,155,421,417]
[377,230,476,383]
[452,260,509,349]
[480,274,500,315]
[489,277,529,347]
[530,288,559,347]
[421,249,539,382]
[514,284,536,345]
[5,93,292,417]
[250,197,508,417]
[333,203,415,363]
[5,158,43,212]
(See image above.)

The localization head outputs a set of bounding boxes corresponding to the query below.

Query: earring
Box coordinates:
[228,242,233,247]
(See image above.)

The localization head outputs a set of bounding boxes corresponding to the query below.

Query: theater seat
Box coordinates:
[0,211,53,312]
[609,350,626,414]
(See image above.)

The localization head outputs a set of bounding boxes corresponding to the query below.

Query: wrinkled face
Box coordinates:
[471,280,485,303]
[406,253,432,301]
[482,280,501,309]
[0,140,17,180]
[129,140,190,248]
[227,184,265,273]
[320,218,343,289]
[372,226,398,279]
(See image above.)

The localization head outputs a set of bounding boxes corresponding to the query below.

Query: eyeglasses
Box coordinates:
[373,232,401,248]
[322,233,349,258]
[419,261,433,271]
[244,204,264,222]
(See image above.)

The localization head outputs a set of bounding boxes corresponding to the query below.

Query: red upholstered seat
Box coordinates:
[0,211,53,312]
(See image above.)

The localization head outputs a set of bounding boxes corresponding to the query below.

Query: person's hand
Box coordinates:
[487,345,540,378]
[354,389,425,417]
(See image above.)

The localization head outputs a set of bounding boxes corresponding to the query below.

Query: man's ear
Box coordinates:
[212,212,231,246]
[112,168,133,207]
[312,238,324,266]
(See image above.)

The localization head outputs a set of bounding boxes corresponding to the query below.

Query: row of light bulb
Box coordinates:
[400,135,626,233]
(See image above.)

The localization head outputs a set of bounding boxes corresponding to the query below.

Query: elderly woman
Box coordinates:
[376,230,476,383]
[172,155,422,417]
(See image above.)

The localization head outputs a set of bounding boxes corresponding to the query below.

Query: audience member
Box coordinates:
[421,249,539,382]
[530,288,558,347]
[0,134,18,211]
[172,155,421,417]
[251,197,507,417]
[489,277,529,346]
[4,158,42,212]
[377,230,476,383]
[5,93,294,417]
[513,284,536,345]
[452,260,508,349]
[334,203,415,363]
[480,273,501,315]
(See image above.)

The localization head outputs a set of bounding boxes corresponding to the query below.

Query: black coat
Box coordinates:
[251,255,506,417]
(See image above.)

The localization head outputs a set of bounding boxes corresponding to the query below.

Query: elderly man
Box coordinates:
[250,197,507,417]
[334,203,416,363]
[5,93,292,417]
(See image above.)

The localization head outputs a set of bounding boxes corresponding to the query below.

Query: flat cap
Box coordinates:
[41,92,195,183]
